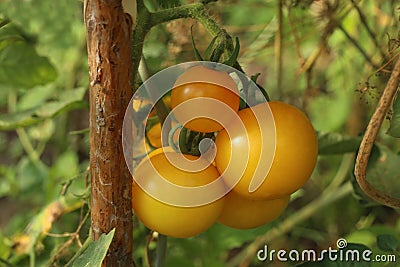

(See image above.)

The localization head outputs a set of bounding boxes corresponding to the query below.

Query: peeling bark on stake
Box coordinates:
[84,0,133,266]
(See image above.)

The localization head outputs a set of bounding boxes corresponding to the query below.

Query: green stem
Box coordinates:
[170,123,184,153]
[64,230,92,267]
[155,234,167,267]
[132,0,152,89]
[0,18,10,28]
[147,2,223,38]
[149,3,203,26]
[226,182,353,267]
[150,2,237,61]
[0,258,13,267]
[275,0,284,98]
[350,0,386,61]
[325,153,354,192]
[338,24,378,69]
[139,56,170,126]
[133,1,241,83]
[7,93,43,170]
[133,2,218,86]
[29,251,35,267]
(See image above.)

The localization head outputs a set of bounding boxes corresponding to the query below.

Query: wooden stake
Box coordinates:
[84,0,134,265]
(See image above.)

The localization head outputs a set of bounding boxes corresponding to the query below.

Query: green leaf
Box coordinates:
[17,85,56,110]
[17,157,48,195]
[72,229,115,267]
[190,26,204,61]
[27,119,55,141]
[0,41,57,88]
[0,22,26,50]
[49,150,79,184]
[0,87,87,130]
[317,132,362,155]
[0,165,17,197]
[0,230,11,259]
[204,35,218,60]
[366,145,400,199]
[223,37,240,67]
[387,93,400,138]
[376,234,398,252]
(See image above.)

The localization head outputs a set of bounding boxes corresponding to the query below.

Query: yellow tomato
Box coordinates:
[215,101,318,200]
[146,122,162,148]
[132,151,226,238]
[171,65,240,133]
[218,191,290,229]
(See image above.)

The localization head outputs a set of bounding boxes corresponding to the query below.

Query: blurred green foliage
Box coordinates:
[0,0,399,266]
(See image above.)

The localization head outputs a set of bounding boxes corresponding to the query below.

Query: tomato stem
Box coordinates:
[155,234,167,267]
[169,123,184,153]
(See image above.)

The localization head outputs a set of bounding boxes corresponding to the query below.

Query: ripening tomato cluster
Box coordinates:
[132,65,318,238]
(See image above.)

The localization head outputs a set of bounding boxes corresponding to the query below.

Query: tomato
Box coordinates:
[218,191,290,229]
[215,101,318,200]
[146,146,175,158]
[171,65,240,133]
[146,122,162,148]
[132,150,226,238]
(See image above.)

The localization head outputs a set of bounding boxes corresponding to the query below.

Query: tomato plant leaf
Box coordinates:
[190,26,204,61]
[223,37,240,67]
[0,22,26,50]
[205,35,218,60]
[0,87,87,130]
[376,234,398,252]
[0,41,57,88]
[317,132,362,155]
[71,229,115,267]
[0,230,10,260]
[365,145,400,199]
[387,93,400,138]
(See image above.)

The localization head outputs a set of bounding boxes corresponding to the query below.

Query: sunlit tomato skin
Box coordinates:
[145,122,162,148]
[215,101,318,200]
[171,65,240,133]
[132,151,226,238]
[146,122,162,148]
[218,191,290,229]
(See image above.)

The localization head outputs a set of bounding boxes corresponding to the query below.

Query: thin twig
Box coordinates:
[145,231,154,267]
[46,209,90,265]
[338,24,379,69]
[275,0,284,98]
[354,55,400,209]
[299,44,324,74]
[366,50,400,80]
[287,6,304,65]
[350,0,386,60]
